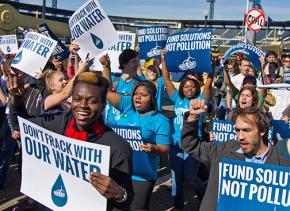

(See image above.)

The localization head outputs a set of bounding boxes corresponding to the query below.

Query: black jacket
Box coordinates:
[181,111,290,211]
[29,112,133,211]
[9,78,47,131]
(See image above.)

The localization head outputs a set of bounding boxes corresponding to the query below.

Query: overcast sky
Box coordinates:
[19,0,290,21]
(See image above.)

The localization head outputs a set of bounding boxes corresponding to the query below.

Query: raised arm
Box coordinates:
[100,54,113,89]
[44,58,89,110]
[181,98,219,166]
[99,54,122,108]
[223,66,237,95]
[202,62,216,101]
[161,48,176,97]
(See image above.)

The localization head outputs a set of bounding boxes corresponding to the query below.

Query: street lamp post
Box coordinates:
[204,10,209,29]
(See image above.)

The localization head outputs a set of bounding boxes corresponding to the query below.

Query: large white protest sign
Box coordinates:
[92,31,136,73]
[18,117,110,211]
[217,159,290,211]
[11,32,57,78]
[268,89,290,119]
[69,0,118,59]
[0,35,18,54]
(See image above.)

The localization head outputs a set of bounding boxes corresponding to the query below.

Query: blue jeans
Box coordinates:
[0,116,16,185]
[169,145,206,208]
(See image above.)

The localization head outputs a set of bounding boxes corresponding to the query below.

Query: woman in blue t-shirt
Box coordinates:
[106,80,171,210]
[161,49,213,209]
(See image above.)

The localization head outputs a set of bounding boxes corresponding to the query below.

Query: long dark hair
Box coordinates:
[237,86,259,109]
[131,80,158,113]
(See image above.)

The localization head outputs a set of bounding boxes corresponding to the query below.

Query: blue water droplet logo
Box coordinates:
[51,174,68,207]
[12,50,23,65]
[7,46,11,53]
[90,33,104,49]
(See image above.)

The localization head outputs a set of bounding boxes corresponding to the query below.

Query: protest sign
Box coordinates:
[112,125,154,180]
[11,32,57,78]
[38,23,70,61]
[246,8,266,32]
[268,89,290,120]
[223,42,266,69]
[0,35,18,54]
[217,159,290,211]
[165,30,212,73]
[18,117,110,211]
[92,31,136,73]
[284,71,290,84]
[69,0,118,59]
[211,120,273,142]
[272,120,290,139]
[211,120,236,142]
[137,26,169,60]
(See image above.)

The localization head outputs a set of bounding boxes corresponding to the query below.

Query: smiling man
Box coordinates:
[8,72,133,211]
[181,99,290,211]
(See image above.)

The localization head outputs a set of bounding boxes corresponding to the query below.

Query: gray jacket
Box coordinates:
[181,111,290,211]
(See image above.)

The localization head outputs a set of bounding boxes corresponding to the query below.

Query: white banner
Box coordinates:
[258,83,290,89]
[69,0,118,59]
[18,117,110,211]
[11,32,57,77]
[0,35,18,54]
[92,31,136,73]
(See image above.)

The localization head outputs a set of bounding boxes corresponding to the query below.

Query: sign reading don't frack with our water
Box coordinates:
[165,30,212,73]
[11,32,57,78]
[69,0,118,59]
[18,117,110,211]
[0,34,18,54]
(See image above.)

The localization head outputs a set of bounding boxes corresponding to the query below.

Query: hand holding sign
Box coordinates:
[140,143,155,153]
[90,172,124,201]
[160,48,167,62]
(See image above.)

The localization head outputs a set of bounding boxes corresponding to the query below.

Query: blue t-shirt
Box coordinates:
[156,77,165,112]
[170,90,206,147]
[112,95,171,181]
[104,76,138,125]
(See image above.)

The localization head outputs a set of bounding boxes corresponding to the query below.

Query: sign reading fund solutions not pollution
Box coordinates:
[0,34,18,54]
[11,32,57,77]
[211,120,273,143]
[92,31,136,73]
[18,117,110,211]
[217,159,290,211]
[38,23,70,61]
[223,42,266,69]
[69,0,118,59]
[112,126,155,180]
[137,26,169,60]
[165,30,212,73]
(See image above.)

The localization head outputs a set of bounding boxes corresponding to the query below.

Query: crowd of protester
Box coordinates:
[0,39,290,211]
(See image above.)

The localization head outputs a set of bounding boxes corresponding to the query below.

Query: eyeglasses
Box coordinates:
[284,60,290,63]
